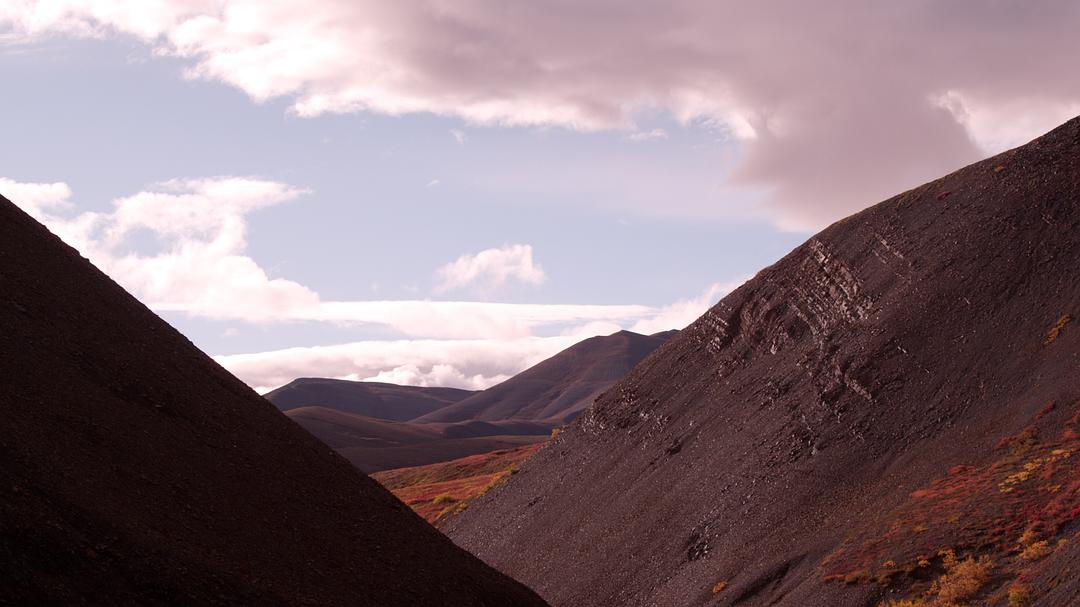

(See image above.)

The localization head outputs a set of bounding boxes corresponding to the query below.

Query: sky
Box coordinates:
[2,1,1079,392]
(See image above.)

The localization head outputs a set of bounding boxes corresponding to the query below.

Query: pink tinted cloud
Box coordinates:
[4,1,1080,228]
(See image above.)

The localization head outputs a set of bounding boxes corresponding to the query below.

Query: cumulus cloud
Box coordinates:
[0,177,73,219]
[435,244,546,294]
[2,175,320,322]
[5,2,1080,229]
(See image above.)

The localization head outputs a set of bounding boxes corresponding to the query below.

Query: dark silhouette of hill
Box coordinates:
[445,118,1080,606]
[0,196,546,606]
[417,329,678,424]
[266,377,474,421]
[284,406,547,473]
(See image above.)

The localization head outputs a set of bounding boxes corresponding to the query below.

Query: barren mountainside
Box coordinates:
[268,331,674,473]
[445,118,1080,606]
[0,196,546,606]
[417,329,677,424]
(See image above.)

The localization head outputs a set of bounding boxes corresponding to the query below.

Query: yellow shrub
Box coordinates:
[1018,540,1050,561]
[432,493,455,505]
[1008,584,1032,606]
[929,553,992,604]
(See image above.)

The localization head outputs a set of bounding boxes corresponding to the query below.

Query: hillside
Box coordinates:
[272,330,674,472]
[0,196,546,606]
[444,118,1080,607]
[372,443,544,524]
[266,377,474,421]
[285,406,546,473]
[417,329,677,424]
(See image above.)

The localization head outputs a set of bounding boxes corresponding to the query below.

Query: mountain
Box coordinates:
[284,406,547,473]
[266,377,474,421]
[270,330,675,473]
[444,118,1080,607]
[0,196,546,606]
[417,329,678,424]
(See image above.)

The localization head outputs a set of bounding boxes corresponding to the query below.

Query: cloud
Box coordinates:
[214,335,582,393]
[434,244,546,294]
[0,177,73,220]
[5,2,1080,229]
[449,129,467,145]
[23,176,320,322]
[214,281,739,392]
[627,128,668,142]
[4,175,734,390]
[630,281,742,335]
[0,177,665,340]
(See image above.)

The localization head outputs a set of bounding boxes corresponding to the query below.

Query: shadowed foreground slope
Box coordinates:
[0,197,546,606]
[445,118,1080,606]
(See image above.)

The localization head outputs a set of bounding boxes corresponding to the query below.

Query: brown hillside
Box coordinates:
[0,196,546,606]
[417,329,677,424]
[444,118,1080,606]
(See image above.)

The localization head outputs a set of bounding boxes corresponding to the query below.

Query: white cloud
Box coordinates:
[215,335,581,393]
[434,244,546,294]
[449,129,467,145]
[627,128,668,142]
[361,364,509,392]
[0,177,73,216]
[312,300,651,339]
[211,282,739,392]
[219,278,735,391]
[2,175,320,320]
[5,2,1080,229]
[631,280,743,335]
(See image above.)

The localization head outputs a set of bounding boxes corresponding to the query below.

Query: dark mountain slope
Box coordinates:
[417,329,677,424]
[0,197,546,606]
[266,377,474,421]
[445,118,1080,607]
[274,331,673,472]
[284,406,546,473]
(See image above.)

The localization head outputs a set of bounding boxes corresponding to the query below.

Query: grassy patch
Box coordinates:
[370,442,543,524]
[826,399,1080,606]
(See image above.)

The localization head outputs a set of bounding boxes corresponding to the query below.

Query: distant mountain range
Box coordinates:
[0,194,545,605]
[444,117,1080,606]
[264,329,677,472]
